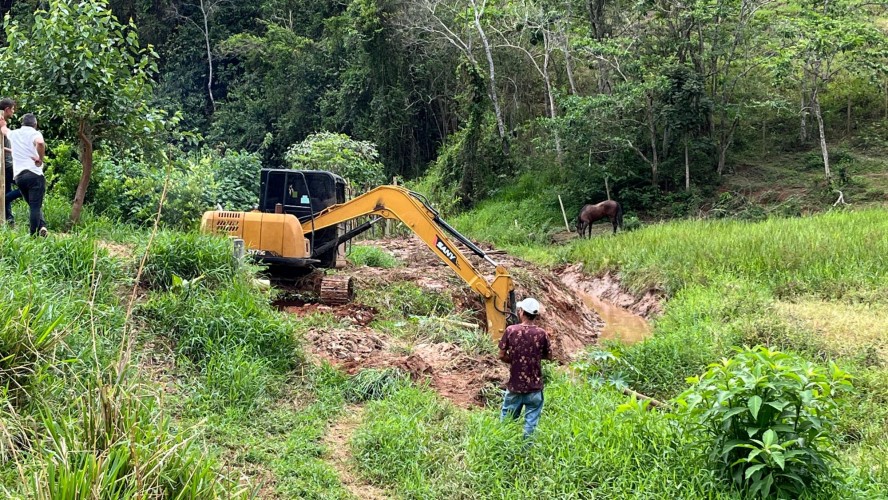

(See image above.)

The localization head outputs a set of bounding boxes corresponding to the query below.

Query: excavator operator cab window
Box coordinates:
[259,169,346,221]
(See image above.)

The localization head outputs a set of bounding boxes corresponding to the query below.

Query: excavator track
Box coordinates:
[319,275,354,305]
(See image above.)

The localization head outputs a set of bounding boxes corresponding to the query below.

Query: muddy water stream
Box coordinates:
[580,293,652,344]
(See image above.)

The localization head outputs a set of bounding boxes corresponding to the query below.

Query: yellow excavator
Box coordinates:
[201,169,516,339]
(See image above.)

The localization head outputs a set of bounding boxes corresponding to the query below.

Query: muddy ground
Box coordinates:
[280,237,658,408]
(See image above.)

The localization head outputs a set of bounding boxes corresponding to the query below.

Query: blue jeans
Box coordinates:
[500,390,544,438]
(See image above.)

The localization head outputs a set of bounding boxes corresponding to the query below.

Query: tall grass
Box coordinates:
[0,231,122,293]
[566,209,888,297]
[348,245,401,268]
[0,222,250,497]
[32,380,246,498]
[139,278,300,370]
[351,376,740,499]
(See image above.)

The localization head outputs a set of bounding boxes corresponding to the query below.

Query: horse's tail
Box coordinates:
[616,202,624,229]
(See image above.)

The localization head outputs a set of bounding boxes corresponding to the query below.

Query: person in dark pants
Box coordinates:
[0,98,21,225]
[498,297,552,438]
[1,113,46,236]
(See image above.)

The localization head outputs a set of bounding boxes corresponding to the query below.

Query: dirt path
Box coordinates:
[323,405,390,500]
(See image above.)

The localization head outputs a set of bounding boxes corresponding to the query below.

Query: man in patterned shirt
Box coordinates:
[498,297,552,438]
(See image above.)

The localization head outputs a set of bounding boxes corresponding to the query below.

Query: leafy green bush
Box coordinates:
[622,214,642,231]
[285,132,386,192]
[82,149,260,228]
[676,346,852,498]
[348,245,400,268]
[42,141,82,201]
[212,150,261,211]
[141,232,238,290]
[573,349,641,390]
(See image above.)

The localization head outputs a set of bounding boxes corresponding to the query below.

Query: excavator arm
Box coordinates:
[302,186,516,339]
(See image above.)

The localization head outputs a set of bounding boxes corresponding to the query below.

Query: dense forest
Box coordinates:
[2,0,887,225]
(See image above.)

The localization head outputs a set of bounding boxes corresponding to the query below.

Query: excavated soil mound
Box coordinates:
[287,236,661,407]
[305,327,506,408]
[359,238,604,361]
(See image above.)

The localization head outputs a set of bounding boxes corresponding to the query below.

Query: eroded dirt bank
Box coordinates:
[282,237,662,407]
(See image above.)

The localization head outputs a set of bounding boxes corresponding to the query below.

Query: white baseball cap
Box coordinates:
[516,297,541,315]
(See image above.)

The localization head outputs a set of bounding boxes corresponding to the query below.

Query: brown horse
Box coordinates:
[577,200,623,237]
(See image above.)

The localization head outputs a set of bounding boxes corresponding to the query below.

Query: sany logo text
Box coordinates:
[435,236,460,268]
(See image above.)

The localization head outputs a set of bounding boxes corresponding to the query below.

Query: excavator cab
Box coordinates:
[258,169,348,269]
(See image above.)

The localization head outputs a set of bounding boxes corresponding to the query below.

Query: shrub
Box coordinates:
[212,150,261,211]
[138,279,299,369]
[676,346,852,498]
[348,245,400,268]
[141,232,239,290]
[622,214,642,231]
[573,349,641,390]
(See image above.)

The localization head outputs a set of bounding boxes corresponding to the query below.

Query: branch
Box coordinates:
[626,139,652,166]
[833,190,847,206]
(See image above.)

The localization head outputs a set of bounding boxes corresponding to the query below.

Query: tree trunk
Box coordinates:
[646,94,659,187]
[799,86,808,144]
[717,118,738,176]
[70,123,94,225]
[684,138,690,191]
[471,1,506,146]
[587,0,612,94]
[560,17,577,95]
[811,88,831,183]
[201,0,216,110]
[542,33,562,160]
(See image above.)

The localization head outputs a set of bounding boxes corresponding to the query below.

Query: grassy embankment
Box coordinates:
[394,203,886,497]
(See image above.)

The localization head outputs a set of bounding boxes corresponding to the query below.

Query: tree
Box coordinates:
[770,0,888,183]
[662,65,711,191]
[285,132,386,192]
[398,0,509,151]
[1,0,165,224]
[167,0,230,111]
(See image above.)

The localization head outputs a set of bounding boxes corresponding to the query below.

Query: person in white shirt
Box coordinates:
[0,113,46,236]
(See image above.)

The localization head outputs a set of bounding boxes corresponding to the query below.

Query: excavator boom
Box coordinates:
[303,186,516,339]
